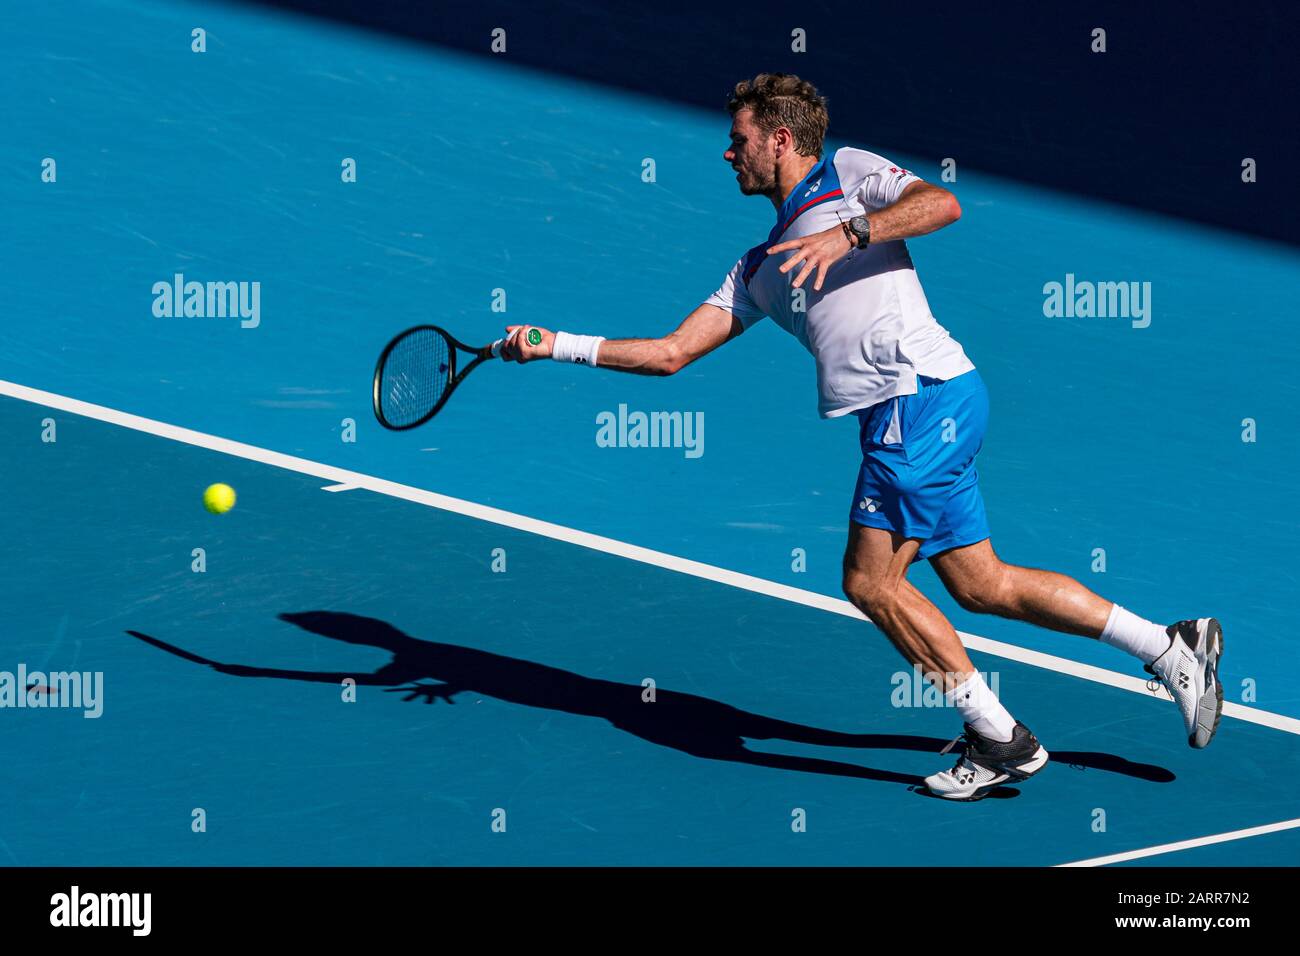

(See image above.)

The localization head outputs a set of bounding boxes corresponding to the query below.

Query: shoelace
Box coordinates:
[1147,676,1171,698]
[939,729,976,773]
[1144,663,1175,700]
[1145,635,1182,699]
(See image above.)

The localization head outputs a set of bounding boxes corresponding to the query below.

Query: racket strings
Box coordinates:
[378,328,452,427]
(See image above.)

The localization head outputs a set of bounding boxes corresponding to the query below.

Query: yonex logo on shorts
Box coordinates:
[857,497,879,512]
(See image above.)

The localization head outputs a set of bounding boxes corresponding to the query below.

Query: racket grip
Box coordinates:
[489,338,505,358]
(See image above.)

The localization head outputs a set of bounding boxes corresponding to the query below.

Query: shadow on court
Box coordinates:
[126,611,1173,793]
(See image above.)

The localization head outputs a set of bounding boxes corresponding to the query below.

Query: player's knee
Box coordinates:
[842,569,900,620]
[950,585,994,614]
[947,565,1013,616]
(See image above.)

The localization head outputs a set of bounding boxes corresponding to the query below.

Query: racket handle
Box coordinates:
[489,338,505,358]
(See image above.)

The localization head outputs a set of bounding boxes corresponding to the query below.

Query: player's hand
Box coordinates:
[501,325,554,364]
[767,224,856,291]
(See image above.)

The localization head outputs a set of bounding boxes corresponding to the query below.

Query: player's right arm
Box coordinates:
[501,253,764,372]
[500,303,743,375]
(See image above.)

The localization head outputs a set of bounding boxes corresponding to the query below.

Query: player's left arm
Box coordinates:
[768,180,962,290]
[862,180,962,243]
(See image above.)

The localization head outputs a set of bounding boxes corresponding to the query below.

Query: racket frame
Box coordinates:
[372,324,498,430]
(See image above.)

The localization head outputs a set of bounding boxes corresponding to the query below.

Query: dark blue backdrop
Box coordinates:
[239,0,1299,246]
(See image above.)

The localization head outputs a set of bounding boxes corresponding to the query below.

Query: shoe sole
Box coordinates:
[1191,618,1224,749]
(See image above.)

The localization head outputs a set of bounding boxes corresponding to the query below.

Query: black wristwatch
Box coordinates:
[847,214,872,248]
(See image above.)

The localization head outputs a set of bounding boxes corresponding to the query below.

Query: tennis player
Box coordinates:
[500,73,1223,800]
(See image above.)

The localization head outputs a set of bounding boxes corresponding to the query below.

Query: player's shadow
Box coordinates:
[126,610,1173,792]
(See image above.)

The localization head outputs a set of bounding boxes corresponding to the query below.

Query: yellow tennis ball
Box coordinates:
[203,483,237,514]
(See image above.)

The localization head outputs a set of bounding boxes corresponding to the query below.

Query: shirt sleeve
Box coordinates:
[834,146,923,213]
[704,255,767,329]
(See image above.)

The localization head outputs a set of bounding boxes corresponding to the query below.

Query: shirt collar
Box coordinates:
[772,156,830,239]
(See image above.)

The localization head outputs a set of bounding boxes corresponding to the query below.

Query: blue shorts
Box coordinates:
[849,369,991,560]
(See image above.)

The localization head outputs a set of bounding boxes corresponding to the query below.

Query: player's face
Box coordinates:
[724,110,777,197]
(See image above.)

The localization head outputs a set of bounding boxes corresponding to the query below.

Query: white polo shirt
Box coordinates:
[705,146,974,418]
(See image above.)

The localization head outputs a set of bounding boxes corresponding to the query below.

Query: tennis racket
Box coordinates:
[372,325,509,430]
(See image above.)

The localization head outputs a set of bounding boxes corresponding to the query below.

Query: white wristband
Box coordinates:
[551,331,604,366]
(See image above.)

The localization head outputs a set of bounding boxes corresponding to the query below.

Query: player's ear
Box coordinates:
[776,127,793,158]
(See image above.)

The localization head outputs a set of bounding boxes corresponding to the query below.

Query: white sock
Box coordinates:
[946,672,1015,743]
[1099,604,1171,665]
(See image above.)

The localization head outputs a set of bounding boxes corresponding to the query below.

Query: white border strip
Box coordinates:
[5,377,1298,738]
[1058,817,1300,866]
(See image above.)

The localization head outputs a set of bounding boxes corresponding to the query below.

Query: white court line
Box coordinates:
[5,377,1299,738]
[1057,817,1300,866]
[321,482,359,492]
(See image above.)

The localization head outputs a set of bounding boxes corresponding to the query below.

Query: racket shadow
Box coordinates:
[125,611,1173,791]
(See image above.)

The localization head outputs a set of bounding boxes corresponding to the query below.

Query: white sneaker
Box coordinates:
[924,721,1050,801]
[1146,618,1224,749]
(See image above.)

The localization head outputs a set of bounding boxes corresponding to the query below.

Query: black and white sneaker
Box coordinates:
[923,721,1050,801]
[1146,618,1224,749]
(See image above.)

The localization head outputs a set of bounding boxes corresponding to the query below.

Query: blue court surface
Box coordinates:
[3,1,1299,866]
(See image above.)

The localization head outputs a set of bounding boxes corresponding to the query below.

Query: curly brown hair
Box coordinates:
[727,73,829,158]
